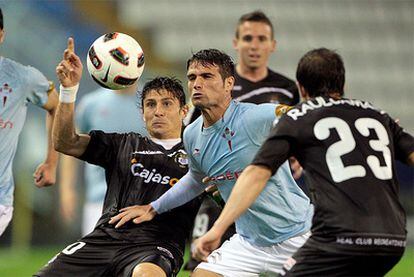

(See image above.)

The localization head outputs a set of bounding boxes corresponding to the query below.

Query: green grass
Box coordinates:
[0,246,411,276]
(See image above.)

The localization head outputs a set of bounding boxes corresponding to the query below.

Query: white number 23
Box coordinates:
[314,117,392,182]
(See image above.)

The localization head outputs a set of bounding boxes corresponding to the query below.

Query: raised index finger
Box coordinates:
[67,37,75,53]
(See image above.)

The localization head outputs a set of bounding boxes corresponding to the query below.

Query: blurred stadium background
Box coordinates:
[0,0,412,276]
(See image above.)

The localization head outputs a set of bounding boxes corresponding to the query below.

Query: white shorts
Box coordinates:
[196,231,310,277]
[0,205,13,236]
[82,202,102,236]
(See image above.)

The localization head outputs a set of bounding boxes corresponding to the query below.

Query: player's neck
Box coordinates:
[236,64,268,82]
[149,137,181,150]
[201,99,231,128]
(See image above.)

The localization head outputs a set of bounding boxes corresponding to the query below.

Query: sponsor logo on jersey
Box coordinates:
[0,118,13,129]
[130,161,179,186]
[222,127,235,151]
[0,83,13,108]
[209,170,243,183]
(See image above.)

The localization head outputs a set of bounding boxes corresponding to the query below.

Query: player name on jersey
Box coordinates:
[288,97,378,120]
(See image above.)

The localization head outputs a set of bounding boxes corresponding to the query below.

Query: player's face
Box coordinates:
[143,89,187,139]
[233,21,276,71]
[187,62,233,109]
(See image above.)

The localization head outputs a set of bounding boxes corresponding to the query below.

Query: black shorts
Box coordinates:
[282,242,403,276]
[34,237,182,277]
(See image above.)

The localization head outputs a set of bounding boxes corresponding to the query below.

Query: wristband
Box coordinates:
[59,84,79,103]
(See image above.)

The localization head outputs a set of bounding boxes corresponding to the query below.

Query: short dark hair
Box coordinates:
[140,76,186,109]
[186,49,235,80]
[296,48,345,98]
[0,8,3,30]
[236,10,274,39]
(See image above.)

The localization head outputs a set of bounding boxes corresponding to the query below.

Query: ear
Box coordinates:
[232,37,239,50]
[0,29,5,44]
[180,104,189,119]
[224,76,235,94]
[297,82,309,100]
[271,38,277,53]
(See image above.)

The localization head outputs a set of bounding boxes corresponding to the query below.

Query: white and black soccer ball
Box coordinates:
[86,32,145,90]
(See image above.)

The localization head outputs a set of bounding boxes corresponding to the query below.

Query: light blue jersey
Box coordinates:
[76,88,147,203]
[0,57,50,206]
[184,101,313,246]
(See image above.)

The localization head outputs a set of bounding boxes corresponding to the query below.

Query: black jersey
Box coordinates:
[189,68,299,123]
[253,96,414,255]
[232,68,299,105]
[78,131,201,253]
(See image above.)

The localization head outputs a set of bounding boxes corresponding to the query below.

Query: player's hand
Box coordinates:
[192,227,222,262]
[108,204,157,228]
[56,37,83,88]
[33,162,57,188]
[203,177,220,197]
[289,157,303,180]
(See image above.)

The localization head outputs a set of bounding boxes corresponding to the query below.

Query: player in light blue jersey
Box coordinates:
[110,49,312,276]
[59,84,147,235]
[0,8,58,235]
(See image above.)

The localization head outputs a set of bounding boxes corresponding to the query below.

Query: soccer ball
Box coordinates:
[86,32,145,90]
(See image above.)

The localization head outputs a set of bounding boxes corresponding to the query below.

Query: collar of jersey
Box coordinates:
[201,100,238,135]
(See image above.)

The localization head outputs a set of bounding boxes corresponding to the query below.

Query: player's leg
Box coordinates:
[132,262,166,277]
[192,268,222,277]
[118,247,180,277]
[0,204,13,236]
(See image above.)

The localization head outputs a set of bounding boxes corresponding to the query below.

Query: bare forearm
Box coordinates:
[45,107,59,165]
[212,165,272,235]
[53,102,90,157]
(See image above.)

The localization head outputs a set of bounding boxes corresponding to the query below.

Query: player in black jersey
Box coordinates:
[35,38,200,277]
[184,11,301,270]
[195,48,414,276]
[189,10,299,121]
[231,10,299,105]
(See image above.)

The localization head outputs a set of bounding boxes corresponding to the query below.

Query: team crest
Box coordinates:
[276,104,293,117]
[170,149,188,168]
[222,127,235,151]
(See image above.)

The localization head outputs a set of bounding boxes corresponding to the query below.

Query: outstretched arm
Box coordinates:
[109,170,205,228]
[53,37,90,157]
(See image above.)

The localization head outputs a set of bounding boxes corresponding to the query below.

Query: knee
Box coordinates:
[132,262,166,277]
[191,268,223,277]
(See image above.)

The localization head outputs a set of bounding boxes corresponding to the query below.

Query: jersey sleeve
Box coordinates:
[386,114,414,163]
[251,114,297,175]
[78,130,122,168]
[25,65,51,107]
[243,103,278,144]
